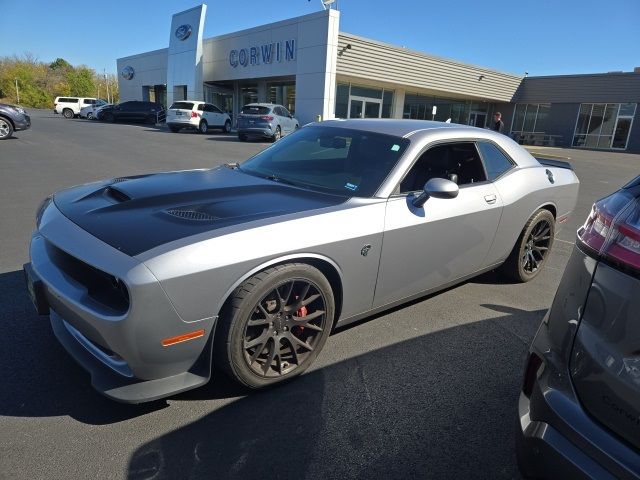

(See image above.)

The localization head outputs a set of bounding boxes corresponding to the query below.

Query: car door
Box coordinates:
[373,141,503,308]
[281,107,295,133]
[115,102,132,121]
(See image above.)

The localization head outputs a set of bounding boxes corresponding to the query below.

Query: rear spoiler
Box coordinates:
[535,157,573,170]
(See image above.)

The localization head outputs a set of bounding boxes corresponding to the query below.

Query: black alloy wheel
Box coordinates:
[502,209,555,282]
[242,279,327,378]
[215,263,334,388]
[522,218,552,275]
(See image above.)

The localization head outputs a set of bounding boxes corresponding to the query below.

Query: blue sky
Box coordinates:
[1,0,638,76]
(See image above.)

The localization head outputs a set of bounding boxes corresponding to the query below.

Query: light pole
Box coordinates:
[15,78,20,104]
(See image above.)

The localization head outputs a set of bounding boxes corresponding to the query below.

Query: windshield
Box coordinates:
[240,126,410,198]
[170,102,194,110]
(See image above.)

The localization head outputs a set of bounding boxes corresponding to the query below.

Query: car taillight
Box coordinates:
[578,190,640,271]
[261,115,274,121]
[522,352,543,397]
[191,111,199,118]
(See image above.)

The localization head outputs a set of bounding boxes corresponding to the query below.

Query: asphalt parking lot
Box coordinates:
[1,109,639,480]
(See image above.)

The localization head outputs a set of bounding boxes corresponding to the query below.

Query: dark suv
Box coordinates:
[0,103,31,140]
[97,101,165,124]
[517,178,640,479]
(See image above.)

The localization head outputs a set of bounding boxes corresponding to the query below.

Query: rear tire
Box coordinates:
[62,108,74,119]
[87,112,94,120]
[102,112,114,123]
[199,120,208,134]
[0,117,14,139]
[271,126,281,142]
[215,263,335,389]
[222,120,231,133]
[501,209,555,283]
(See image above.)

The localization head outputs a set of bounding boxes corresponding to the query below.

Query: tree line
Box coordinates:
[0,54,119,108]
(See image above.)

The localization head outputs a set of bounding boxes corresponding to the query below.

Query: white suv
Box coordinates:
[54,97,99,119]
[166,101,232,134]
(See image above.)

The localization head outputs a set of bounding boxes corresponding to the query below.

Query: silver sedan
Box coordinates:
[25,119,579,402]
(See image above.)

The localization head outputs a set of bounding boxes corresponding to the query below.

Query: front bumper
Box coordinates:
[14,114,31,131]
[516,322,640,479]
[27,201,216,403]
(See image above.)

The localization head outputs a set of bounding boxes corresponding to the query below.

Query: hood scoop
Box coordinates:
[166,209,218,221]
[105,186,131,203]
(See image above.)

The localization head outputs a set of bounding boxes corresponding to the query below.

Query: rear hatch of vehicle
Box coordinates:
[237,105,272,129]
[167,101,195,124]
[570,181,640,451]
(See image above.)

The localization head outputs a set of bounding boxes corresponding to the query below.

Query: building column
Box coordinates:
[393,89,405,119]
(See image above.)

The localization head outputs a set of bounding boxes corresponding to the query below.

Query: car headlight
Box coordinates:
[36,196,52,226]
[13,106,26,115]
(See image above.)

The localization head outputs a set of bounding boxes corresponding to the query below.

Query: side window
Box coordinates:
[197,104,204,111]
[399,142,487,193]
[274,107,283,116]
[281,107,291,117]
[83,99,93,105]
[476,142,514,180]
[212,105,222,113]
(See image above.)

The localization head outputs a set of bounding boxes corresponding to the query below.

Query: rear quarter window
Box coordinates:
[477,141,515,180]
[58,98,79,103]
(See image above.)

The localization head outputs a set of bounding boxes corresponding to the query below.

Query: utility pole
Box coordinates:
[104,70,110,103]
[15,78,20,104]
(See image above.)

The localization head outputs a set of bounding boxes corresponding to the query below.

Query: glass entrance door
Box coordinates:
[469,111,487,128]
[349,96,382,118]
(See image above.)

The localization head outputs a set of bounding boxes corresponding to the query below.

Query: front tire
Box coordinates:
[198,120,208,134]
[215,263,335,389]
[222,120,231,133]
[0,117,14,139]
[62,108,74,119]
[502,209,555,282]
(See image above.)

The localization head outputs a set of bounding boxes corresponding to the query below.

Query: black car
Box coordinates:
[517,177,640,479]
[97,101,165,124]
[0,103,31,140]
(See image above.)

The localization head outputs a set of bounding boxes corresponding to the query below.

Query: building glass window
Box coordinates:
[510,104,550,134]
[240,85,258,107]
[334,83,394,119]
[267,82,296,114]
[572,103,637,150]
[403,93,472,124]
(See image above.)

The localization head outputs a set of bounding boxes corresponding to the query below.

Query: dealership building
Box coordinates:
[117,4,640,153]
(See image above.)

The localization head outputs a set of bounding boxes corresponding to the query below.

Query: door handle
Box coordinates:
[484,194,497,205]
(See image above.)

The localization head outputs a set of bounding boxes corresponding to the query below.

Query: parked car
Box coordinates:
[54,97,99,119]
[25,120,579,403]
[237,103,298,141]
[79,100,109,120]
[0,103,31,140]
[97,101,165,124]
[517,179,640,479]
[166,101,232,134]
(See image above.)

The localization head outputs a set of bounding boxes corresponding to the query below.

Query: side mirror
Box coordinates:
[412,178,459,208]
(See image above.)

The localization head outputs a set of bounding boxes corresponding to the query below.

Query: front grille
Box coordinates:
[46,242,130,315]
[166,209,217,221]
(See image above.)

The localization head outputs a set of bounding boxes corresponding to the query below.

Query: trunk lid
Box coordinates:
[571,185,640,450]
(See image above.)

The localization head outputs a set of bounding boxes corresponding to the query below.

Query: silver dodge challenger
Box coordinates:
[25,119,579,403]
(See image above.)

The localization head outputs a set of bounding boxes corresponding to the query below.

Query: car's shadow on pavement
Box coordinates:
[128,303,538,480]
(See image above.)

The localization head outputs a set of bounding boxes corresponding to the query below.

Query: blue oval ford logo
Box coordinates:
[121,66,134,80]
[175,24,192,41]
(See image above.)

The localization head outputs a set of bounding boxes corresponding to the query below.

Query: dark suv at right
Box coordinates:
[97,101,165,124]
[0,103,31,139]
[517,177,640,479]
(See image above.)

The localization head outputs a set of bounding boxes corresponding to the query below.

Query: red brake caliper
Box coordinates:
[295,296,307,334]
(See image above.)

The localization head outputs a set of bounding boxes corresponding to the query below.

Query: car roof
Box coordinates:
[243,103,278,108]
[317,118,503,139]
